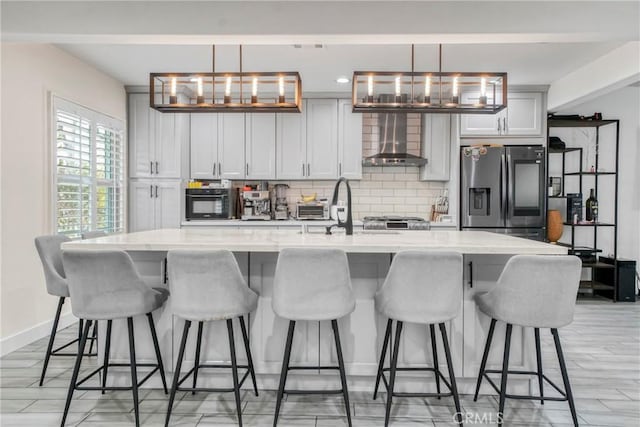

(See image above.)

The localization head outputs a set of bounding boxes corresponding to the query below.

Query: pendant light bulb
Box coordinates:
[252,77,258,97]
[425,76,431,96]
[170,77,177,96]
[197,78,203,97]
[225,76,232,97]
[367,75,373,97]
[480,77,486,97]
[452,76,459,97]
[279,76,285,97]
[395,76,401,97]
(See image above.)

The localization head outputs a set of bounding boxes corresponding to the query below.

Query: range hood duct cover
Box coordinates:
[363,95,428,167]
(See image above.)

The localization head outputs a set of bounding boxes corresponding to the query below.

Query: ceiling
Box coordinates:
[58,42,624,91]
[3,1,639,93]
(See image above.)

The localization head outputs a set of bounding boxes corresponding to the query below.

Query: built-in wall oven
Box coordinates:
[185,188,235,220]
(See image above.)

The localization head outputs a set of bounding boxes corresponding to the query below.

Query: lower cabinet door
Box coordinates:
[463,255,533,379]
[319,254,391,375]
[129,180,156,232]
[249,253,320,374]
[154,180,182,229]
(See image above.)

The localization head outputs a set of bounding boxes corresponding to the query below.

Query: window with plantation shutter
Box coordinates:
[54,97,125,238]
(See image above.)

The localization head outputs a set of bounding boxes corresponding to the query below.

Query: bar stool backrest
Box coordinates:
[167,250,254,321]
[62,249,158,320]
[379,250,463,323]
[35,235,71,297]
[490,255,581,328]
[273,248,355,321]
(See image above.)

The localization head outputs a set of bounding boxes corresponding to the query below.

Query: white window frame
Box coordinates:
[51,96,126,237]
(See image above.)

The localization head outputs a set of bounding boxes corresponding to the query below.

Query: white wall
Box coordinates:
[555,86,640,265]
[0,44,126,350]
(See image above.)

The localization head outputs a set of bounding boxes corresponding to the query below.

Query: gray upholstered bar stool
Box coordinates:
[165,250,259,427]
[373,251,463,427]
[272,248,355,427]
[473,255,581,427]
[34,235,98,387]
[61,250,169,427]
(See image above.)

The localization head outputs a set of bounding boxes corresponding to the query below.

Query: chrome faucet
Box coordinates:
[325,177,353,236]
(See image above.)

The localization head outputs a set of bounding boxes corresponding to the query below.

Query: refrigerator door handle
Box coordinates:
[501,153,508,221]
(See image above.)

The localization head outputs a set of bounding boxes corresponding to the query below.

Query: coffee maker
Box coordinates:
[273,184,289,220]
[241,190,272,220]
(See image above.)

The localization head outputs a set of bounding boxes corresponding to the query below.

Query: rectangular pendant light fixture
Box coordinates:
[150,46,302,113]
[352,45,507,114]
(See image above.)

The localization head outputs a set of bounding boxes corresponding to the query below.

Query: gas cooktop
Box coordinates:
[362,216,430,230]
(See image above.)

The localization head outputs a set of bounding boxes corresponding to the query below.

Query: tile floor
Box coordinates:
[1,299,638,426]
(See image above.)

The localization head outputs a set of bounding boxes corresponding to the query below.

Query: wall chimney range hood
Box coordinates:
[363,95,428,167]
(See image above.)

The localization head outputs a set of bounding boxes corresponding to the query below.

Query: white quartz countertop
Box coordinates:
[64,228,567,255]
[180,219,455,228]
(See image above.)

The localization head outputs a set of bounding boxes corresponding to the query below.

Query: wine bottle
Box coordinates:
[586,189,598,222]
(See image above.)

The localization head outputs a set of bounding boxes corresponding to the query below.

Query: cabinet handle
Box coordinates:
[497,118,501,133]
[150,185,153,198]
[218,163,222,176]
[246,163,249,176]
[150,161,154,174]
[155,161,159,174]
[213,163,216,177]
[503,117,507,134]
[339,162,342,177]
[155,185,159,198]
[302,164,305,177]
[307,163,310,176]
[468,261,473,288]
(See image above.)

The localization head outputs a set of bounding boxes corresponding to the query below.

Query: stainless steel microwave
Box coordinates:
[185,188,235,220]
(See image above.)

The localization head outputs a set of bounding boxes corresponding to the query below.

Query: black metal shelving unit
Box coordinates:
[546,119,619,299]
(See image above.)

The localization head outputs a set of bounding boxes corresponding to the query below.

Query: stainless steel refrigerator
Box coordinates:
[460,145,546,240]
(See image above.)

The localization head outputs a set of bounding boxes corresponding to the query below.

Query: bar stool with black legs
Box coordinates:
[34,235,98,387]
[272,248,355,427]
[373,250,464,427]
[473,255,582,427]
[165,250,259,427]
[60,250,169,427]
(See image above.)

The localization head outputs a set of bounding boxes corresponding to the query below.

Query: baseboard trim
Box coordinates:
[0,312,78,357]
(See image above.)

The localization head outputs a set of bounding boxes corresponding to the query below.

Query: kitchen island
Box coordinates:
[63,228,566,394]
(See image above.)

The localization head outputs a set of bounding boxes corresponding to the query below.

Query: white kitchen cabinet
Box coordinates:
[460,91,543,137]
[129,179,182,232]
[245,114,276,179]
[420,114,451,181]
[338,99,362,179]
[128,93,188,179]
[189,113,246,179]
[218,114,246,179]
[276,110,307,179]
[306,99,338,179]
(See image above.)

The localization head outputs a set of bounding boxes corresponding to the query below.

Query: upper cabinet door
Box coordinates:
[154,111,182,178]
[505,92,543,136]
[276,106,306,179]
[245,114,276,180]
[190,114,219,179]
[337,99,362,180]
[420,114,451,181]
[459,92,501,136]
[306,99,338,179]
[128,94,155,178]
[218,113,246,179]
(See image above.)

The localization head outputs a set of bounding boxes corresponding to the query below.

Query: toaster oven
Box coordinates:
[295,201,329,220]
